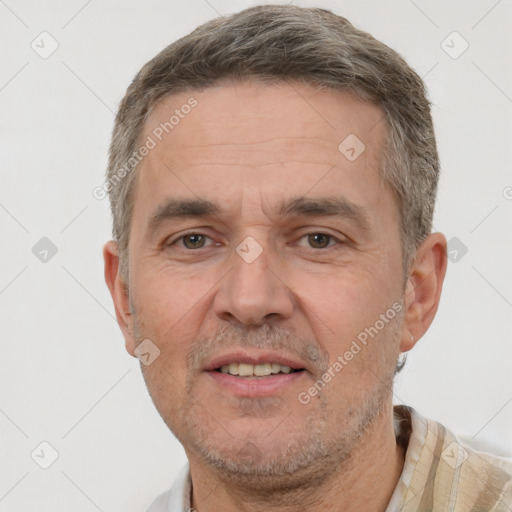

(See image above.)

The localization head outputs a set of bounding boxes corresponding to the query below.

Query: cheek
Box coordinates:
[295,269,402,376]
[132,267,205,329]
[130,274,203,380]
[296,269,392,332]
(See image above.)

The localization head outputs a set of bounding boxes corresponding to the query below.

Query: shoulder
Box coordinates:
[389,405,512,511]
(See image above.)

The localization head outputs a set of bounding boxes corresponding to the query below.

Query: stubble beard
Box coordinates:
[132,314,404,493]
[181,377,395,494]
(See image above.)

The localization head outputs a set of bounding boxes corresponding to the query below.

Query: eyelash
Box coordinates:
[168,231,344,251]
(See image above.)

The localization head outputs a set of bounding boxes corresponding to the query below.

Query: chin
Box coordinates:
[180,401,347,489]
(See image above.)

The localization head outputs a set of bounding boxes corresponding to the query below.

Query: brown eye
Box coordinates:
[307,233,332,249]
[182,234,207,249]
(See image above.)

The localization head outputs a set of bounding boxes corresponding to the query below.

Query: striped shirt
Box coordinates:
[388,405,512,511]
[147,405,512,511]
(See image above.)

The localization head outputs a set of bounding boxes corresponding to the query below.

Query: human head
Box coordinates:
[106,4,439,282]
[103,4,447,494]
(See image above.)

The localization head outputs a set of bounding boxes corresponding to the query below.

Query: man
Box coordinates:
[103,5,512,511]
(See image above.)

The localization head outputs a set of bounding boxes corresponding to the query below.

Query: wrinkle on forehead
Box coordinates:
[156,137,344,170]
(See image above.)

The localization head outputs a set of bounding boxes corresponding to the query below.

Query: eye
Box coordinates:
[302,233,339,249]
[175,233,213,250]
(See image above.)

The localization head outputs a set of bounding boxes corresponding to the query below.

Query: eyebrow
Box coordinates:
[147,195,371,235]
[278,196,371,232]
[147,199,222,234]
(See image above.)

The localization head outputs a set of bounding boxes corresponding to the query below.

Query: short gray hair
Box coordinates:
[107,4,439,281]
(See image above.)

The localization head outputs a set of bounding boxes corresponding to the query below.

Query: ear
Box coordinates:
[400,233,447,352]
[103,241,137,357]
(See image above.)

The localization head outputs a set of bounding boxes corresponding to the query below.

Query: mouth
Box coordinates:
[213,362,304,378]
[203,352,308,397]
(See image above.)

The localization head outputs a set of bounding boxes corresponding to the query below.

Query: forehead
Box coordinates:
[131,79,394,229]
[141,79,384,165]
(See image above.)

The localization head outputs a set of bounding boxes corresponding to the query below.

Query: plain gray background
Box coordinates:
[1,0,511,510]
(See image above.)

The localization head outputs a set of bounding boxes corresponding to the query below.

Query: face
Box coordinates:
[123,80,407,488]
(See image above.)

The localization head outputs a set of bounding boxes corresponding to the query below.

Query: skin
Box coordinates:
[104,79,447,512]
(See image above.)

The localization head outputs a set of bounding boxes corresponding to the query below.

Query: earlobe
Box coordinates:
[400,331,415,352]
[103,241,137,356]
[400,233,448,352]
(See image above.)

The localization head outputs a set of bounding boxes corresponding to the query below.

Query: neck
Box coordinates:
[188,403,405,512]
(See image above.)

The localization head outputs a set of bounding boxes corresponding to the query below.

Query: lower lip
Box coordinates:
[206,370,306,397]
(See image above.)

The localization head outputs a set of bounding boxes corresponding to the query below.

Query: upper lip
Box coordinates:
[203,350,308,372]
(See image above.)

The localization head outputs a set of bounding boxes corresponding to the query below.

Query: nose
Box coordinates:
[213,241,295,326]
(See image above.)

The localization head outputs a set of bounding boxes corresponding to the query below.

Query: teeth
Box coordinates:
[218,363,298,377]
[238,363,253,377]
[254,363,272,376]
